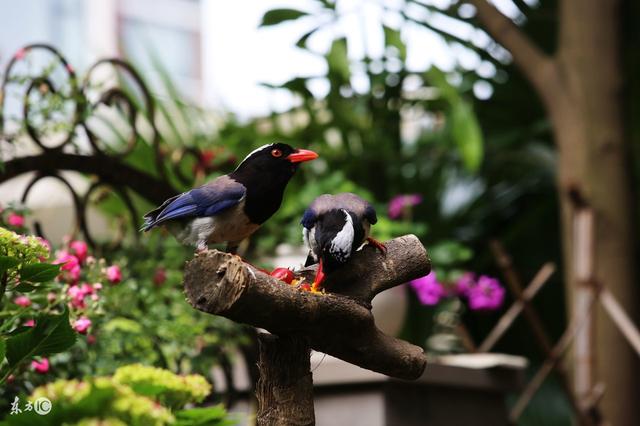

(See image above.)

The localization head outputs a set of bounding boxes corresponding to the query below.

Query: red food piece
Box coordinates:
[299,283,311,291]
[270,267,294,284]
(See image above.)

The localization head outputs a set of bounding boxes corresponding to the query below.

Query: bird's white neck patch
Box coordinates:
[235,143,274,170]
[330,209,354,261]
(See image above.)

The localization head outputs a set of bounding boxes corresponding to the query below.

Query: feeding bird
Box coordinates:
[142,143,318,253]
[301,193,386,291]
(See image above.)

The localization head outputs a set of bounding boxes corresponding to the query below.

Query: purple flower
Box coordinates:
[455,272,475,296]
[467,275,505,311]
[388,194,423,220]
[410,272,445,305]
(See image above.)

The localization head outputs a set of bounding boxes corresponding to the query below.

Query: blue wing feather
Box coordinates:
[143,178,246,230]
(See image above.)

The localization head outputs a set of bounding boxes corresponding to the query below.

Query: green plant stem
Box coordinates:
[0,272,8,316]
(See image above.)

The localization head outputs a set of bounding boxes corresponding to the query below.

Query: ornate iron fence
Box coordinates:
[0,44,219,247]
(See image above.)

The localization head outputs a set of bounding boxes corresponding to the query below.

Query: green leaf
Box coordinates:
[0,338,5,362]
[20,263,60,283]
[383,26,406,60]
[5,308,76,367]
[426,67,484,171]
[175,405,234,426]
[0,256,20,275]
[429,241,473,266]
[450,100,483,172]
[296,27,318,49]
[12,283,37,293]
[260,8,308,27]
[327,38,350,81]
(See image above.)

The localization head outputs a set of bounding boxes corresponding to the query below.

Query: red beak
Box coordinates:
[286,148,319,163]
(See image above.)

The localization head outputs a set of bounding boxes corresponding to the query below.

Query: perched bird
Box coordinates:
[142,143,318,252]
[301,193,386,291]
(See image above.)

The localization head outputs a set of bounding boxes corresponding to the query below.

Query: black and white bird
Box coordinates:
[301,193,386,291]
[142,143,318,252]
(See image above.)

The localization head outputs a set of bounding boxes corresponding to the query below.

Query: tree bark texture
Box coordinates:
[469,1,638,423]
[555,1,639,423]
[183,234,430,380]
[256,333,315,426]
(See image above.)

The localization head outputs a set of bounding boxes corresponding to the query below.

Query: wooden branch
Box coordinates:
[467,0,556,100]
[256,333,314,426]
[183,234,431,380]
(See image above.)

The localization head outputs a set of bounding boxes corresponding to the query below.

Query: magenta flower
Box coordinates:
[70,240,88,263]
[55,251,81,283]
[388,194,423,220]
[467,275,506,311]
[31,358,50,374]
[106,265,122,284]
[73,316,92,334]
[410,272,446,305]
[455,272,475,296]
[24,319,35,327]
[7,213,25,227]
[14,296,31,307]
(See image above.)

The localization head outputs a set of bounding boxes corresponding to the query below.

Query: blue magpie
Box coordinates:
[301,193,386,291]
[142,143,318,253]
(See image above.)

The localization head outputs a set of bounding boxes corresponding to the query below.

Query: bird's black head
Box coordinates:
[233,143,317,178]
[231,143,318,224]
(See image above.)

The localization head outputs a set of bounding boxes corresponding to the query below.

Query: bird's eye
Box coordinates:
[271,149,283,158]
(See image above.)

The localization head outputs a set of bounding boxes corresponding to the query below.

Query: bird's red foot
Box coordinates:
[366,237,387,254]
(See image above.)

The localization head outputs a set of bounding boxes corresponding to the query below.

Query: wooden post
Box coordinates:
[573,205,596,404]
[256,333,315,426]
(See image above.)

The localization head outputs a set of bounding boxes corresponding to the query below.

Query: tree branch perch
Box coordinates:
[183,234,431,380]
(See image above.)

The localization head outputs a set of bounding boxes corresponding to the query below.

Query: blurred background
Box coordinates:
[0,0,638,425]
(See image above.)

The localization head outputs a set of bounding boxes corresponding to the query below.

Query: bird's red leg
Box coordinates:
[311,258,326,292]
[366,237,387,254]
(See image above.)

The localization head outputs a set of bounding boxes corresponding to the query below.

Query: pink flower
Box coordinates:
[67,285,87,309]
[80,282,95,295]
[31,358,50,374]
[14,296,32,307]
[7,213,25,227]
[14,48,26,60]
[93,283,102,291]
[153,267,167,286]
[106,265,122,284]
[388,194,423,220]
[410,272,445,305]
[455,272,475,296]
[73,316,92,334]
[467,275,506,311]
[47,292,57,303]
[55,251,81,282]
[24,319,35,327]
[70,240,88,263]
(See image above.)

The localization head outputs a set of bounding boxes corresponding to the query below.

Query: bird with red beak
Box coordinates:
[142,143,318,253]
